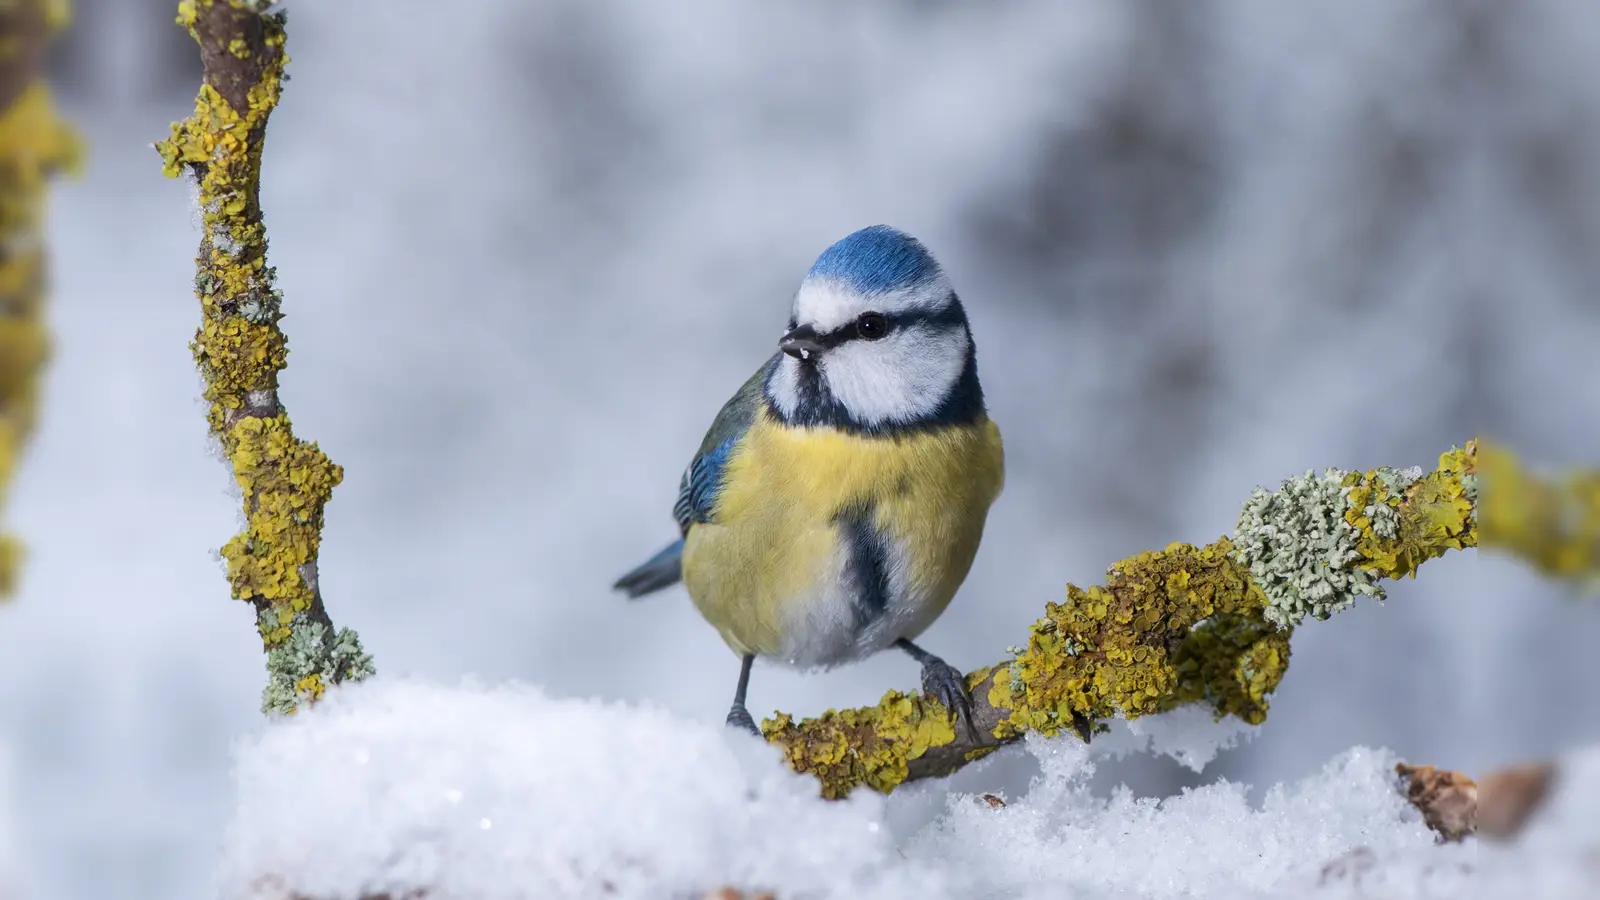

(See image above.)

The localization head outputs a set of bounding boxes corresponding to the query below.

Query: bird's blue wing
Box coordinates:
[672,355,777,535]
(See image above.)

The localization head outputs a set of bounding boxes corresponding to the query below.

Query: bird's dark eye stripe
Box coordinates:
[894,303,967,329]
[859,305,965,334]
[789,299,968,349]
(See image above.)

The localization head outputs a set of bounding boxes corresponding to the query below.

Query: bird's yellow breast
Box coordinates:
[681,407,1004,666]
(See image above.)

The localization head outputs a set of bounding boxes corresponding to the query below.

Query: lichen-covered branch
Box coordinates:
[1476,439,1600,588]
[767,442,1481,798]
[0,0,80,600]
[156,0,372,714]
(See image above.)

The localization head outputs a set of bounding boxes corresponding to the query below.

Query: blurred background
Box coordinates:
[1,0,1598,897]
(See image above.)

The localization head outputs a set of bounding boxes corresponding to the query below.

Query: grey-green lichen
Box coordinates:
[1232,467,1385,627]
[1361,466,1422,540]
[1004,644,1026,694]
[261,610,376,715]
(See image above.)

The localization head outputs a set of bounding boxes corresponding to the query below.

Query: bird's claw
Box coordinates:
[1070,710,1095,744]
[726,702,762,738]
[920,657,981,744]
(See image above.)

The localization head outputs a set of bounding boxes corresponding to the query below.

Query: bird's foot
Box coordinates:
[725,702,762,738]
[1070,710,1095,744]
[918,655,981,744]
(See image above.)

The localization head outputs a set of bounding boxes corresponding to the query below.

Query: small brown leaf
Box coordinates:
[1478,761,1555,841]
[980,793,1006,809]
[1395,762,1478,842]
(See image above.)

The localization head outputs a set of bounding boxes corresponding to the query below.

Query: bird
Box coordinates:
[612,224,1004,740]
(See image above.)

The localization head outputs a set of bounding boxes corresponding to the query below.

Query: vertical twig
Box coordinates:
[157,0,373,714]
[0,0,79,600]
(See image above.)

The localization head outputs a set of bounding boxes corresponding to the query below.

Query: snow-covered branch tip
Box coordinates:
[156,0,373,714]
[0,0,81,600]
[767,442,1489,799]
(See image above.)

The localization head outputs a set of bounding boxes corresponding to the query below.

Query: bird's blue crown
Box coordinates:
[804,225,941,295]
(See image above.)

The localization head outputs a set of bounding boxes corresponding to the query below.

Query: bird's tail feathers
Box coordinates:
[613,539,684,598]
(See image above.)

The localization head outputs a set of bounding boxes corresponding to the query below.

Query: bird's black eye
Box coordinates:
[856,312,889,341]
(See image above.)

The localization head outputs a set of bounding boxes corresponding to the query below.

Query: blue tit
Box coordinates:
[613,224,1004,738]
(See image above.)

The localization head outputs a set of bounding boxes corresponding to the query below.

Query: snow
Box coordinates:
[218,679,1600,899]
[0,742,18,900]
[1113,703,1261,773]
[220,679,935,900]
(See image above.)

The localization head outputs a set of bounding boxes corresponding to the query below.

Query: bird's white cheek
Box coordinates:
[823,330,967,426]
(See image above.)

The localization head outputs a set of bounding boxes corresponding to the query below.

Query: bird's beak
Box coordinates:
[779,324,825,361]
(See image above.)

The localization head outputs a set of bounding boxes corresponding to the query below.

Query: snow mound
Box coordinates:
[220,678,935,899]
[911,733,1439,898]
[220,679,1600,899]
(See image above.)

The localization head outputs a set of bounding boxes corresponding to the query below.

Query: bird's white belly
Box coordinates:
[771,529,939,670]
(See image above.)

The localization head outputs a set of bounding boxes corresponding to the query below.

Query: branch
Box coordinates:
[157,0,373,714]
[0,0,80,599]
[765,442,1482,798]
[1476,439,1600,587]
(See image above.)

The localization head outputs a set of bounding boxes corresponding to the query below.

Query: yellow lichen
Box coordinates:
[1343,442,1478,580]
[44,0,71,30]
[218,413,342,637]
[158,2,371,714]
[763,689,957,799]
[771,443,1491,798]
[1170,613,1290,724]
[769,538,1287,798]
[0,5,83,600]
[1477,438,1600,585]
[294,673,325,703]
[156,3,292,435]
[990,538,1276,739]
[157,2,314,636]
